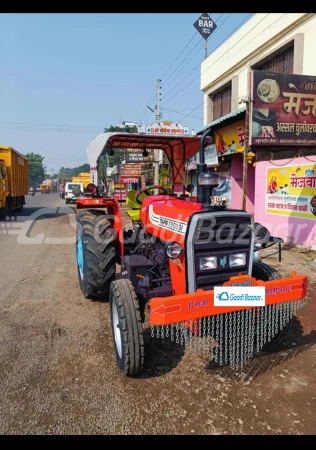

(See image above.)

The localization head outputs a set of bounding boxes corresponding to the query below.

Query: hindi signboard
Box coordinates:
[125,148,154,163]
[120,164,142,176]
[266,163,316,220]
[120,177,140,184]
[143,120,189,135]
[193,13,217,40]
[251,71,316,146]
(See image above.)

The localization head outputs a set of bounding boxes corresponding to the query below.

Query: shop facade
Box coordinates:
[250,70,316,248]
[198,13,316,247]
[194,108,256,213]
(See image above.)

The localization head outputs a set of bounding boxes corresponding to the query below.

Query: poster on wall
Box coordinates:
[211,167,232,208]
[214,120,245,155]
[266,163,316,220]
[251,71,316,146]
[205,144,218,165]
[194,144,218,165]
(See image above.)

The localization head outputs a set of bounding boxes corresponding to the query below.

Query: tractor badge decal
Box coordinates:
[148,204,187,236]
[220,256,227,268]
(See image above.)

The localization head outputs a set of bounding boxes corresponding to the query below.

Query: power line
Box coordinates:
[162,13,232,102]
[163,13,256,107]
[177,13,282,124]
[143,13,228,125]
[162,13,225,92]
[160,32,199,81]
[0,123,103,134]
[162,37,204,86]
[162,108,202,121]
[138,31,200,124]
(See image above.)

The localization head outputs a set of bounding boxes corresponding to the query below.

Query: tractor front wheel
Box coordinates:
[110,279,145,376]
[76,210,116,300]
[252,261,291,349]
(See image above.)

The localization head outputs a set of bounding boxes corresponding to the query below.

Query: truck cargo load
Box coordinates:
[71,172,91,192]
[0,145,28,219]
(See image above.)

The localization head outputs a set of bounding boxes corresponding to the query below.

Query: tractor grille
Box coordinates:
[187,212,253,292]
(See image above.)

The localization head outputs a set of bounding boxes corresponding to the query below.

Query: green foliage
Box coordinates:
[26,152,45,186]
[98,158,107,185]
[58,163,90,180]
[98,124,139,182]
[159,166,171,190]
[104,125,138,167]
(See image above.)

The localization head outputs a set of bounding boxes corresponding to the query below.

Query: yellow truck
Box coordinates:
[0,146,28,220]
[71,172,91,192]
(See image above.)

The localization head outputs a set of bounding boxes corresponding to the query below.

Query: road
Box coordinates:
[0,192,315,434]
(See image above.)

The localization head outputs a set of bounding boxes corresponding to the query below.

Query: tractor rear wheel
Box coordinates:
[252,261,291,349]
[76,210,116,301]
[110,279,145,376]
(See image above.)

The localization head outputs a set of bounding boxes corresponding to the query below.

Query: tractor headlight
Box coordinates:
[199,256,217,271]
[229,253,246,267]
[166,242,182,259]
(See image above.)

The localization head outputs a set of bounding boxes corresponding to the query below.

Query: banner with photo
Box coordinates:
[214,120,245,155]
[266,163,316,219]
[251,71,316,146]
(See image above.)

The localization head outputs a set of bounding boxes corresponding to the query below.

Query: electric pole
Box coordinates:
[154,79,161,193]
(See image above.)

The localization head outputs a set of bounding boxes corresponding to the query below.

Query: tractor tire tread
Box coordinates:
[252,261,290,348]
[77,210,116,300]
[111,279,144,376]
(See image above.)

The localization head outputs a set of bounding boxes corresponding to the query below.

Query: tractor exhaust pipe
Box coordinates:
[197,129,209,204]
[197,129,219,206]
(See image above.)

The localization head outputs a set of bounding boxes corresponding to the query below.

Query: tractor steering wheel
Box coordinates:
[135,184,168,205]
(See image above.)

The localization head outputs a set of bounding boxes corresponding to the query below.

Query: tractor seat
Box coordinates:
[125,190,147,222]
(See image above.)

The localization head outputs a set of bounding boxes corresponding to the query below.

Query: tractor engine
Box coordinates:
[121,230,173,308]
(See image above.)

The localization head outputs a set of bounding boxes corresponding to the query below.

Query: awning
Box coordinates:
[197,106,246,135]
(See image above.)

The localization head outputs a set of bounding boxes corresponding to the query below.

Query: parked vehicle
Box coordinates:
[71,173,91,193]
[0,145,28,220]
[65,182,83,204]
[75,131,308,377]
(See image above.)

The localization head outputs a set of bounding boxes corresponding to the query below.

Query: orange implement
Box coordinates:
[150,272,307,326]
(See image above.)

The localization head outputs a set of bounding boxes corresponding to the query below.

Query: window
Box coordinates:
[211,84,231,121]
[256,46,294,74]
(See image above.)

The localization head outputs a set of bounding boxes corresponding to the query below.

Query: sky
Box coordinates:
[0,13,253,172]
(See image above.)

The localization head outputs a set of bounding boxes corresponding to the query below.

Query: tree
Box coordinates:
[98,124,138,184]
[26,153,45,186]
[159,166,171,190]
[57,163,90,180]
[104,125,138,167]
[98,158,108,186]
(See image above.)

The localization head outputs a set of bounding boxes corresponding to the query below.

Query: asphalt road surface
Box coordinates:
[0,192,315,434]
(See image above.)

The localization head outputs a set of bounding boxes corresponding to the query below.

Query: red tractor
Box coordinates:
[76,131,308,376]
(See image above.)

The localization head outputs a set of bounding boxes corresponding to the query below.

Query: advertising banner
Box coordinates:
[251,71,316,146]
[125,148,154,163]
[214,120,245,155]
[266,163,316,219]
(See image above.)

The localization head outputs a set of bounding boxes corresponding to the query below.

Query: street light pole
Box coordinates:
[154,79,161,193]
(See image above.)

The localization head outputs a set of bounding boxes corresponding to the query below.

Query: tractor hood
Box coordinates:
[140,196,204,245]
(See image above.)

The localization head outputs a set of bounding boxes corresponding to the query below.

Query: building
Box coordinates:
[197,13,316,248]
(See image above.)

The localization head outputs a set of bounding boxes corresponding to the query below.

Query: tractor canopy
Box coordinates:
[86,132,201,191]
